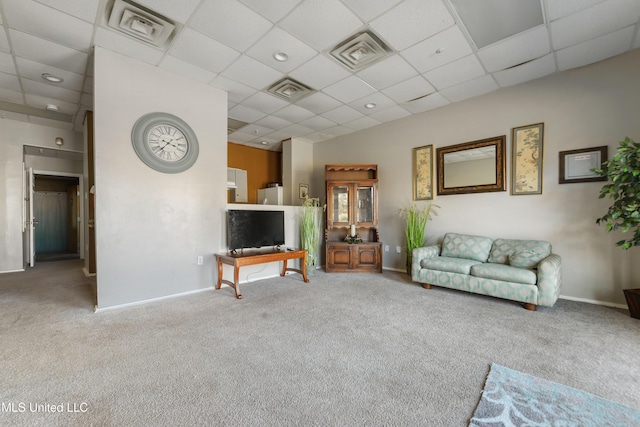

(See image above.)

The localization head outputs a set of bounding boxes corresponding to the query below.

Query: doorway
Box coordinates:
[33,175,81,262]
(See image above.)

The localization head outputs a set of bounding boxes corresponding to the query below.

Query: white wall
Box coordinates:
[93,48,227,309]
[0,120,82,272]
[282,138,314,205]
[313,48,640,306]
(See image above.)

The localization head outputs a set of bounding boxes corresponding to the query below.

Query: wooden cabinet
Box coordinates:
[325,165,382,273]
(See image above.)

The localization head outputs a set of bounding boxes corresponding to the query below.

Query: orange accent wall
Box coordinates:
[228,142,282,204]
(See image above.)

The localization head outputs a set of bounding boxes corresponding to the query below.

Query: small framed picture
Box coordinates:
[559,146,608,184]
[511,123,544,195]
[413,144,433,200]
[299,183,309,199]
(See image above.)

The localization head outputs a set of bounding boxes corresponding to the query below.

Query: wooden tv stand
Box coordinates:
[215,248,309,299]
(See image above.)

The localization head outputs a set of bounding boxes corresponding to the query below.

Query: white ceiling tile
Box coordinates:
[323,76,376,103]
[342,0,403,22]
[556,26,635,71]
[94,28,164,66]
[239,0,302,23]
[321,105,364,124]
[210,76,258,103]
[10,30,87,74]
[294,91,342,114]
[349,92,396,114]
[323,125,356,136]
[16,57,84,91]
[228,104,267,122]
[289,54,351,90]
[228,131,257,143]
[368,105,412,122]
[0,87,25,104]
[236,123,275,136]
[279,123,314,137]
[255,115,293,130]
[400,26,473,73]
[242,91,290,114]
[168,28,240,74]
[35,0,101,23]
[262,129,291,141]
[221,55,282,90]
[401,92,449,113]
[550,0,640,49]
[424,54,485,90]
[158,55,217,84]
[245,27,317,73]
[0,51,16,75]
[439,75,498,103]
[381,75,435,103]
[133,0,201,24]
[0,71,20,92]
[188,0,272,52]
[357,55,418,90]
[271,104,316,122]
[279,0,363,51]
[343,116,381,131]
[0,26,9,53]
[370,0,455,50]
[25,94,77,114]
[301,132,334,143]
[4,0,93,52]
[29,116,72,129]
[493,54,556,87]
[21,78,81,103]
[544,0,606,21]
[299,115,337,130]
[478,27,551,73]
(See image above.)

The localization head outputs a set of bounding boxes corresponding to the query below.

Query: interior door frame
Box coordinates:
[29,170,84,266]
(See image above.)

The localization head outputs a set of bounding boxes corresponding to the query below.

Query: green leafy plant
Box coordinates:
[398,203,438,273]
[300,197,323,270]
[594,137,640,250]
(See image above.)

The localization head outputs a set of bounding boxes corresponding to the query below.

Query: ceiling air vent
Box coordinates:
[107,0,176,48]
[329,31,391,72]
[266,77,314,103]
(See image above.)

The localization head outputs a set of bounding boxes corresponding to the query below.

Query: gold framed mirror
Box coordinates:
[436,135,506,195]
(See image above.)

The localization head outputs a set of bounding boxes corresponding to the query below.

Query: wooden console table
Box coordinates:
[215,248,309,299]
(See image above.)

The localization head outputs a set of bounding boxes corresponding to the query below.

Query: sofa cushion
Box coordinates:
[421,256,483,275]
[487,238,551,265]
[470,263,537,285]
[509,250,547,269]
[440,233,493,263]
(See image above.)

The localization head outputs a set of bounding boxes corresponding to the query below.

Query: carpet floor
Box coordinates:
[1,260,639,426]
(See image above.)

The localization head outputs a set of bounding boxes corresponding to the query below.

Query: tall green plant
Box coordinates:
[594,137,640,250]
[398,203,438,273]
[301,197,322,270]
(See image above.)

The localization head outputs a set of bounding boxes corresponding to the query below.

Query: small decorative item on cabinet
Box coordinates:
[325,164,382,273]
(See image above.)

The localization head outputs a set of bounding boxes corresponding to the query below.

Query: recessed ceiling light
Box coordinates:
[273,52,289,62]
[365,103,376,109]
[260,141,269,145]
[42,73,64,83]
[46,104,59,111]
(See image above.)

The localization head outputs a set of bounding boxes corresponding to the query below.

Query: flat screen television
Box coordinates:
[227,210,285,251]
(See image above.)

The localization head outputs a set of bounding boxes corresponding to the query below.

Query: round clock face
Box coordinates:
[131,112,199,173]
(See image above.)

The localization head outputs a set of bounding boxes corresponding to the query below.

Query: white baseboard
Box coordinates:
[94,287,214,313]
[0,268,25,274]
[383,266,407,273]
[82,267,96,277]
[559,295,627,310]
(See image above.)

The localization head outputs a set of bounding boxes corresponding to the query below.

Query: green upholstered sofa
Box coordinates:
[411,232,561,310]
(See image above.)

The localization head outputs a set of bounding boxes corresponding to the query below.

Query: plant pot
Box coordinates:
[623,289,640,319]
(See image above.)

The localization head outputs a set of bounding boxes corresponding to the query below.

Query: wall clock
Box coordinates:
[131,112,199,173]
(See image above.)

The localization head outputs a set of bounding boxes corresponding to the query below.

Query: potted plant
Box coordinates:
[300,197,323,274]
[398,203,438,274]
[594,137,640,318]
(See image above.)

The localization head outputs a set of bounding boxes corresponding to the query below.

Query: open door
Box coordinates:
[24,165,36,267]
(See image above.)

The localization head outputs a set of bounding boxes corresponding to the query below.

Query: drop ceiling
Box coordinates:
[1,0,639,151]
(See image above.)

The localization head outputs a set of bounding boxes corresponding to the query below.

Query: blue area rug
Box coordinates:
[470,364,640,427]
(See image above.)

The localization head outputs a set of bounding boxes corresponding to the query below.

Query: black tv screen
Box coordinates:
[227,210,285,250]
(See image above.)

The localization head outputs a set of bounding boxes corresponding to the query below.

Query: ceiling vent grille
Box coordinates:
[266,77,314,103]
[107,0,177,48]
[329,31,392,72]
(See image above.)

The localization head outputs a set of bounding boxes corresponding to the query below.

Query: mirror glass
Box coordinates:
[437,136,506,195]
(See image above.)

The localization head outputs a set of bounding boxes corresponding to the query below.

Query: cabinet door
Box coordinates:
[327,183,351,228]
[355,183,377,227]
[355,243,382,272]
[326,243,352,272]
[234,169,248,202]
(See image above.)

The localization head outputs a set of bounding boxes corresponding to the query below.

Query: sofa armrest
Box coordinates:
[412,245,441,276]
[536,254,562,307]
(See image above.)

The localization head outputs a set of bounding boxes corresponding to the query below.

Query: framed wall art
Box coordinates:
[299,183,309,199]
[413,144,433,200]
[511,123,544,195]
[559,146,608,184]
